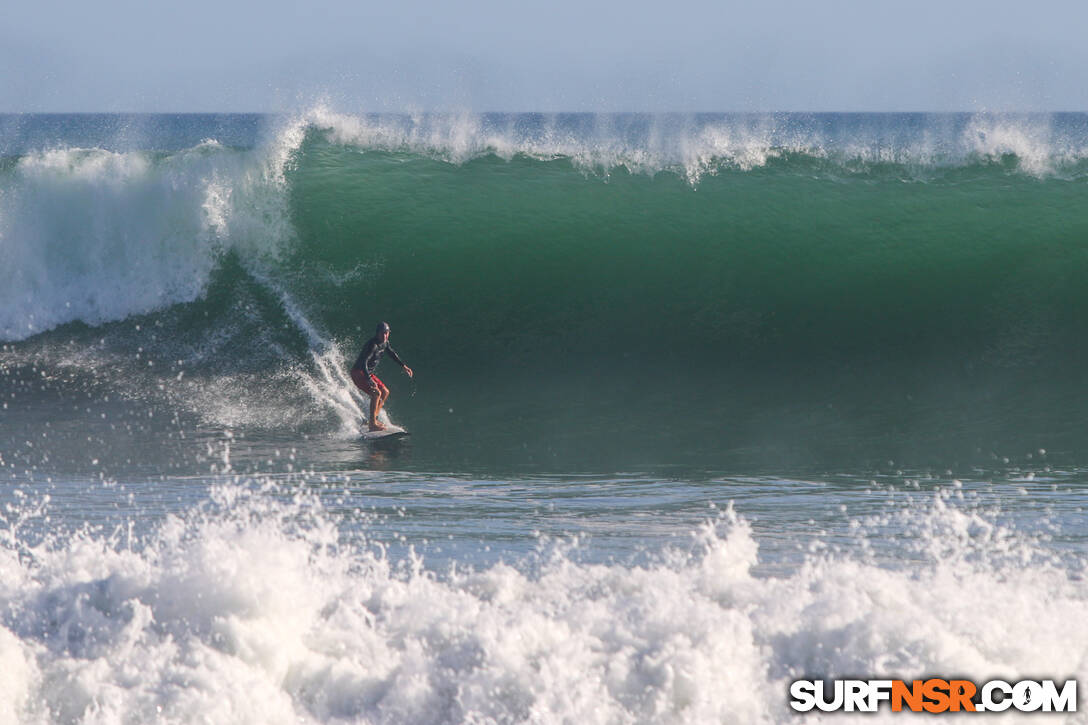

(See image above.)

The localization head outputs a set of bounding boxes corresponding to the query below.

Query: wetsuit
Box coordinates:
[351,336,406,394]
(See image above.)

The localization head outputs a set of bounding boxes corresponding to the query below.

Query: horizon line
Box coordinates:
[2,109,1088,116]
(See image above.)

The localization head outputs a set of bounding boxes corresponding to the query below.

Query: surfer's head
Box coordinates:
[376,321,390,340]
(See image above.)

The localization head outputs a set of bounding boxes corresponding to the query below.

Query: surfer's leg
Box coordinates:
[375,380,390,421]
[352,369,386,430]
[368,393,384,431]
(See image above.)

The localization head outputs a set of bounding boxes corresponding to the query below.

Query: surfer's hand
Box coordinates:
[404,366,414,378]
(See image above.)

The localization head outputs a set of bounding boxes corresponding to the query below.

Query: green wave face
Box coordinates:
[279,134,1088,467]
[6,113,1088,470]
[289,143,1088,371]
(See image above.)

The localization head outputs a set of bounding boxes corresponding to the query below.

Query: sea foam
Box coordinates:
[0,484,1084,724]
[0,134,295,342]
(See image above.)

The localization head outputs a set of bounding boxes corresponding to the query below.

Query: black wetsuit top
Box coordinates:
[352,336,406,376]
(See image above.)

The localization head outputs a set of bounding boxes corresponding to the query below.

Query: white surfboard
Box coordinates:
[361,424,409,440]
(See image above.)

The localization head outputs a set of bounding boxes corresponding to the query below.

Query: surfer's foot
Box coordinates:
[369,421,386,432]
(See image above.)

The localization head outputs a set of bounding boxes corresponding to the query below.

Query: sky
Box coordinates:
[2,0,1087,112]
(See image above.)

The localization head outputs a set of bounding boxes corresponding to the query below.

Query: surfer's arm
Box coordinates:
[387,346,413,377]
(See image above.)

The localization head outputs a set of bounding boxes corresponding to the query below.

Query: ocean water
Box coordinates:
[2,110,1088,723]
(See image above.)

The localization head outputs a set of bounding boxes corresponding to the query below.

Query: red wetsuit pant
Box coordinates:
[351,369,383,395]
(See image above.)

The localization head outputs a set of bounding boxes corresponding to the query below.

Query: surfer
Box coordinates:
[351,322,413,431]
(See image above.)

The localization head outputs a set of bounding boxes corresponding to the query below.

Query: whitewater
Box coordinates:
[2,110,1088,723]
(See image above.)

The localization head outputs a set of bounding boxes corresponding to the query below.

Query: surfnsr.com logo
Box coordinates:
[789,679,1077,714]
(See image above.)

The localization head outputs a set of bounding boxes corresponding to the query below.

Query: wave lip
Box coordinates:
[306,109,1088,180]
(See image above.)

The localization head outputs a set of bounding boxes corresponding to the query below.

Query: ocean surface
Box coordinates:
[2,111,1088,723]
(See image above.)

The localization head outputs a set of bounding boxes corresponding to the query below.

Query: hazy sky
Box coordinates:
[3,0,1086,112]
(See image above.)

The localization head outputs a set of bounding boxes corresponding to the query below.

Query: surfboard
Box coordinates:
[361,424,409,440]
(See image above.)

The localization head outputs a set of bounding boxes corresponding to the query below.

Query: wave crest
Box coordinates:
[304,108,1088,181]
